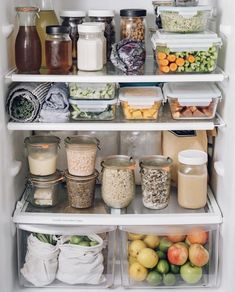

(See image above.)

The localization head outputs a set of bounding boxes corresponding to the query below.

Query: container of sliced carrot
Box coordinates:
[151,30,222,74]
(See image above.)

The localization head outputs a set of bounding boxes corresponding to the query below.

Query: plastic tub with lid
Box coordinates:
[157,5,212,32]
[164,82,221,119]
[69,97,117,121]
[151,30,222,73]
[119,87,163,120]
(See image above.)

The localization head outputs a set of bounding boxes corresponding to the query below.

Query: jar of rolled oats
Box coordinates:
[101,155,136,209]
[120,9,147,43]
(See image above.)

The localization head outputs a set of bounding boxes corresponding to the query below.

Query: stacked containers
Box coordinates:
[64,135,99,208]
[24,135,63,207]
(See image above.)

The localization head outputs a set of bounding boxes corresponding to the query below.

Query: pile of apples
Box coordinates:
[128,228,209,286]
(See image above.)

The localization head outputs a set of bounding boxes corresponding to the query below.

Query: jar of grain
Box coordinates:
[178,150,208,209]
[65,170,98,208]
[140,156,172,210]
[65,135,99,176]
[101,155,136,208]
[120,9,147,43]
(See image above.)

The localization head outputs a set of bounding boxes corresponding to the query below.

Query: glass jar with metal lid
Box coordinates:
[120,9,147,42]
[88,9,115,60]
[24,135,60,176]
[27,170,63,207]
[45,25,72,73]
[65,135,100,176]
[140,155,172,210]
[65,170,99,208]
[101,155,136,209]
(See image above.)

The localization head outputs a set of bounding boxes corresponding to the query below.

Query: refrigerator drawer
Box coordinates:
[17,224,116,289]
[120,224,220,288]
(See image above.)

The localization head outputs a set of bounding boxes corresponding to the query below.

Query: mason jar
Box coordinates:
[101,155,136,209]
[178,150,208,209]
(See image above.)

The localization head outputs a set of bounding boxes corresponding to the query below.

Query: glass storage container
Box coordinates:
[157,5,212,33]
[140,155,173,210]
[65,170,98,209]
[15,7,41,73]
[77,24,103,71]
[45,25,72,73]
[65,135,99,176]
[152,0,175,29]
[120,9,147,42]
[178,150,208,209]
[69,83,116,99]
[27,170,63,207]
[69,97,117,121]
[151,30,222,74]
[120,225,220,288]
[119,87,163,120]
[17,224,116,288]
[24,135,60,176]
[101,155,136,208]
[60,10,86,62]
[176,0,199,6]
[88,9,115,60]
[164,82,221,119]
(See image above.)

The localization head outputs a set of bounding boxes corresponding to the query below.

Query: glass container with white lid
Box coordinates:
[164,82,222,119]
[151,30,222,74]
[157,5,212,33]
[119,87,163,120]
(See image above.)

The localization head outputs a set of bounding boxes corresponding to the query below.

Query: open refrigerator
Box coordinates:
[1,0,235,291]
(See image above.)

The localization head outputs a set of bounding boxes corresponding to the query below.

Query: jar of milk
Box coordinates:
[25,135,60,176]
[77,24,103,71]
[178,150,208,209]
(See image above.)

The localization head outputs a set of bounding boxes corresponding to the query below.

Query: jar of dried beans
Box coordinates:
[101,155,136,209]
[65,135,100,176]
[140,155,172,210]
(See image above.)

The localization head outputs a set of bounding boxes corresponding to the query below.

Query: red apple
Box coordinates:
[167,234,186,243]
[189,244,209,267]
[167,242,188,266]
[186,228,208,245]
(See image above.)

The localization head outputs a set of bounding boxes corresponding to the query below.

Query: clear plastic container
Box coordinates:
[152,0,175,29]
[120,225,220,288]
[27,170,63,207]
[88,10,115,60]
[164,82,221,119]
[65,170,98,208]
[178,150,208,209]
[69,98,117,121]
[24,135,60,176]
[119,87,163,120]
[101,155,136,208]
[151,30,222,74]
[140,156,173,209]
[69,83,116,99]
[120,9,147,42]
[17,224,116,288]
[158,6,212,32]
[65,135,99,176]
[176,0,199,6]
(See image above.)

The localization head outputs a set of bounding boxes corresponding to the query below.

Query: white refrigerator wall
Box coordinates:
[0,0,235,292]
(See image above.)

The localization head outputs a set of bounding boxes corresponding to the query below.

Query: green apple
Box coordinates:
[159,237,173,252]
[156,259,169,274]
[180,262,202,284]
[146,271,162,286]
[163,273,176,286]
[170,264,180,274]
[157,250,167,259]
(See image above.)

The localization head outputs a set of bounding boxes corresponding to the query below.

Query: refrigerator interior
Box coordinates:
[1,0,235,291]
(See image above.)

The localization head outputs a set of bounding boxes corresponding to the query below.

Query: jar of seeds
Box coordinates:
[140,155,172,210]
[101,155,136,208]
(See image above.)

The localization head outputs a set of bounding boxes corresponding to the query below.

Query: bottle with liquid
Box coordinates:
[15,7,41,73]
[36,0,59,68]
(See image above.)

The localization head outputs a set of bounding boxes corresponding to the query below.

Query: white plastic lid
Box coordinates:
[164,82,221,106]
[158,5,212,17]
[178,150,208,165]
[88,9,115,17]
[119,87,163,105]
[151,30,222,51]
[60,10,86,17]
[82,22,105,31]
[77,24,102,33]
[69,98,117,111]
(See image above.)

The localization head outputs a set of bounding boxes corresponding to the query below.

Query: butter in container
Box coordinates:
[119,87,163,120]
